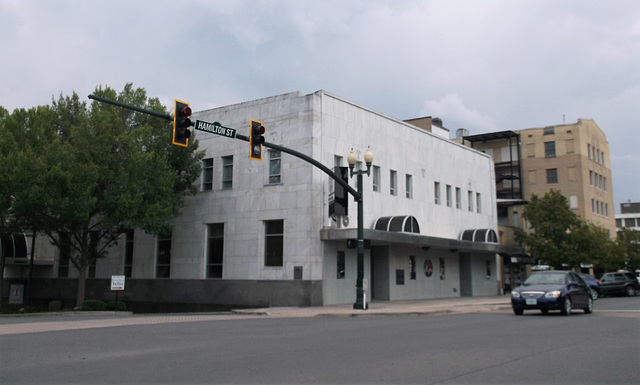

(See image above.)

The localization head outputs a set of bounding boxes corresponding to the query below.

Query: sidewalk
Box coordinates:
[232,295,512,317]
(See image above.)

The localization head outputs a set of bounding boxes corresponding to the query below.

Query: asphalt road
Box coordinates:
[1,296,638,384]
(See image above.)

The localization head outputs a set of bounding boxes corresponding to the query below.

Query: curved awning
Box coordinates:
[373,215,420,234]
[460,229,498,243]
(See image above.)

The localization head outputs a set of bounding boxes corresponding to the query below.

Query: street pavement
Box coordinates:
[0,295,512,336]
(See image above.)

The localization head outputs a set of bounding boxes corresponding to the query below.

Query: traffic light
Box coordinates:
[172,100,192,147]
[249,119,265,160]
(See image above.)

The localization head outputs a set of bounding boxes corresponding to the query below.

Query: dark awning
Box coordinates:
[460,229,498,243]
[373,215,420,234]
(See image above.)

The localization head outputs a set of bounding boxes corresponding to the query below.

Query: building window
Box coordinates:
[372,166,380,192]
[124,229,134,277]
[468,191,473,212]
[546,168,558,184]
[202,158,213,191]
[58,232,70,278]
[222,156,233,189]
[476,193,482,213]
[410,256,416,280]
[269,150,281,184]
[526,143,535,158]
[602,152,606,166]
[207,223,224,278]
[591,198,595,213]
[587,144,592,159]
[434,182,440,204]
[569,195,578,210]
[265,220,284,267]
[337,251,345,279]
[446,185,452,207]
[543,126,555,135]
[455,187,461,209]
[390,170,397,196]
[566,139,574,154]
[155,232,172,278]
[544,141,556,158]
[406,174,413,199]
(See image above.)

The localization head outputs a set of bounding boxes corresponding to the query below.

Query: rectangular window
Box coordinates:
[222,156,233,189]
[546,168,558,184]
[265,220,284,267]
[410,256,416,280]
[468,191,473,212]
[268,150,281,184]
[124,229,134,277]
[570,195,578,210]
[405,174,413,199]
[589,170,593,186]
[592,198,595,213]
[372,166,380,192]
[58,232,70,278]
[526,143,535,158]
[434,182,440,204]
[543,126,555,135]
[207,223,224,278]
[544,141,556,158]
[455,187,461,209]
[588,144,592,159]
[567,166,577,182]
[602,152,605,166]
[604,177,607,191]
[337,251,345,279]
[476,193,482,213]
[566,139,574,154]
[390,170,397,196]
[202,158,213,191]
[155,232,172,278]
[446,185,452,207]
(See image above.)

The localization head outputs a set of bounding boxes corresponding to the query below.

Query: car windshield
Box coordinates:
[524,272,566,285]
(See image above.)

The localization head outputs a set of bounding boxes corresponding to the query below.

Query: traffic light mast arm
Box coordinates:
[235,134,359,200]
[88,94,181,123]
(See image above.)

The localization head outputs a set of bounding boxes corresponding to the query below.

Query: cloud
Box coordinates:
[420,93,498,133]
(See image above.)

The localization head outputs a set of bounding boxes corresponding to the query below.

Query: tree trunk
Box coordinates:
[75,266,87,309]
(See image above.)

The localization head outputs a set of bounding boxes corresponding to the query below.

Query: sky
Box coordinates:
[1,0,639,212]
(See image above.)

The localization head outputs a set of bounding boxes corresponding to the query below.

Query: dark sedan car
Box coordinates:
[511,270,593,316]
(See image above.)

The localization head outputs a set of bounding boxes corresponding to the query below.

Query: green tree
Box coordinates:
[515,190,584,269]
[0,84,204,308]
[615,228,640,273]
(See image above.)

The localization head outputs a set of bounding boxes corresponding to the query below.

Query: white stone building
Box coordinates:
[3,90,518,310]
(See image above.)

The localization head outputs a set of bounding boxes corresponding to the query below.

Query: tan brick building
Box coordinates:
[458,119,615,289]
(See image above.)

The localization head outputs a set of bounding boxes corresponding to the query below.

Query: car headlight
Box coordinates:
[511,291,521,298]
[544,291,561,298]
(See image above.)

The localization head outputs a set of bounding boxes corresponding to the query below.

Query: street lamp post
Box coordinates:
[347,147,374,310]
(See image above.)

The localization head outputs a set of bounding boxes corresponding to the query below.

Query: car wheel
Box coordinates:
[561,297,572,316]
[512,307,523,315]
[584,297,593,314]
[625,286,636,297]
[589,288,599,300]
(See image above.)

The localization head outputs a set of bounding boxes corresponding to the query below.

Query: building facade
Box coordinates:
[616,201,640,232]
[459,119,615,288]
[3,91,518,310]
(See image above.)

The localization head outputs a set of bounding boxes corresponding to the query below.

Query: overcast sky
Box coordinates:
[1,0,638,212]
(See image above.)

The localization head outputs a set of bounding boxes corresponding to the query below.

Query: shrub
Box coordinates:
[106,301,127,311]
[82,299,107,311]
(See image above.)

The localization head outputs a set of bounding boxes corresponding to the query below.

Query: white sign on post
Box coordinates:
[111,275,125,291]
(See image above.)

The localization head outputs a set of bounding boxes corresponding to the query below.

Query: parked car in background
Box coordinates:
[511,270,593,316]
[598,272,640,297]
[579,273,602,300]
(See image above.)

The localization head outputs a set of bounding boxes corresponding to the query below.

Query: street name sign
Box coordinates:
[194,120,237,139]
